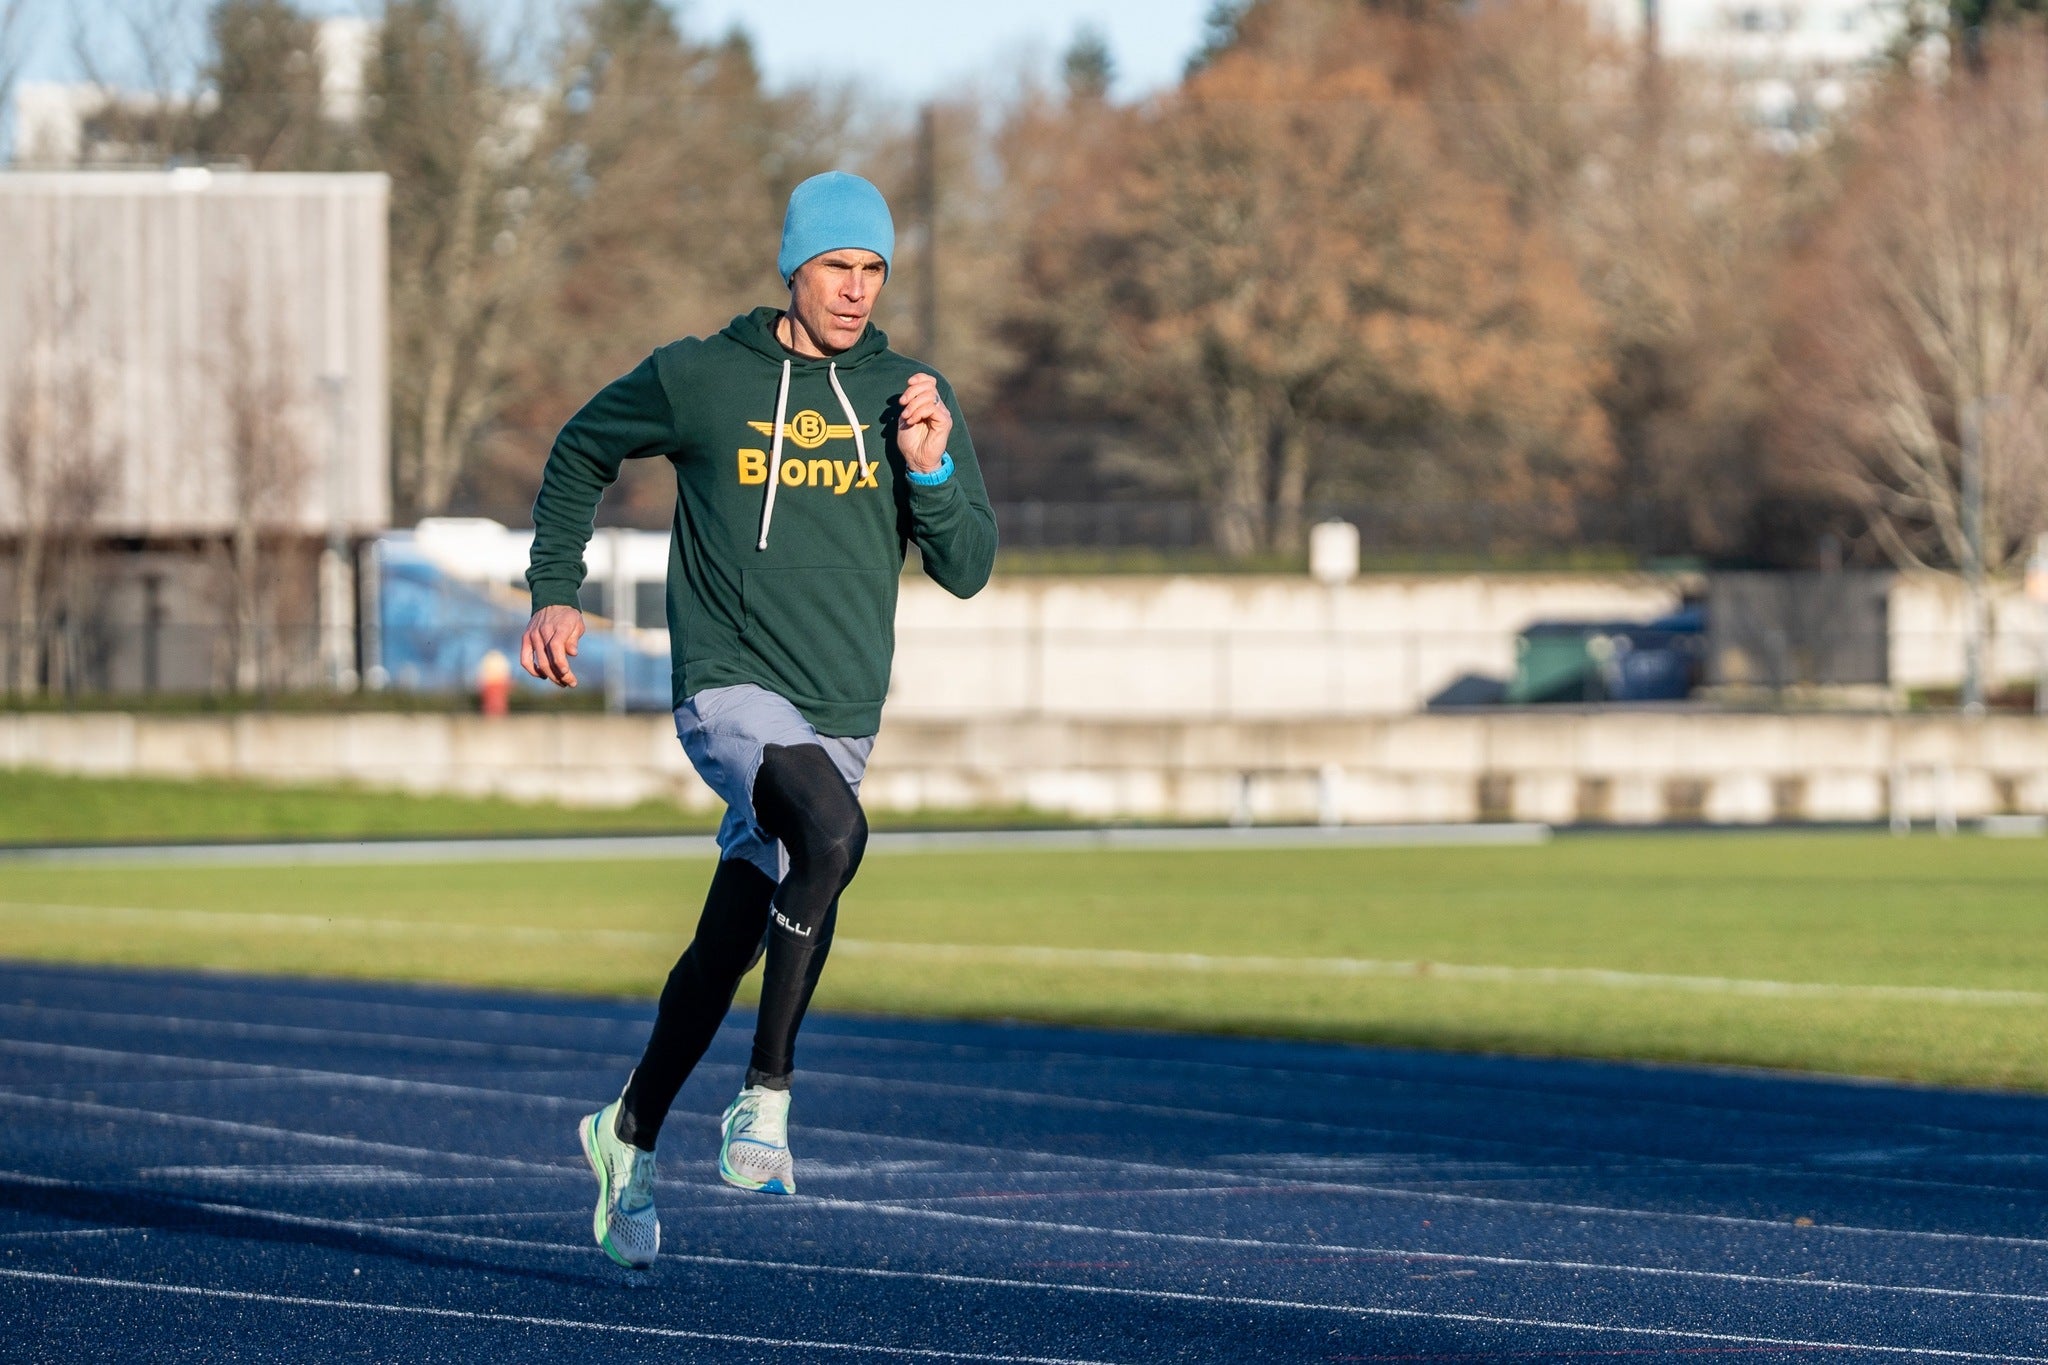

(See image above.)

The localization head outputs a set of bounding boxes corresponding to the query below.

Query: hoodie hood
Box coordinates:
[721,306,891,371]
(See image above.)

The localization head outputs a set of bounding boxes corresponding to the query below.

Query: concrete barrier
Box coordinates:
[3,709,2042,826]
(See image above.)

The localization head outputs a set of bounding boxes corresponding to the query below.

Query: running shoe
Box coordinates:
[579,1099,659,1268]
[719,1085,796,1195]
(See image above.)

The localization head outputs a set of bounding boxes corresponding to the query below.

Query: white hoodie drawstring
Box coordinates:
[826,361,871,483]
[757,358,792,551]
[759,358,869,551]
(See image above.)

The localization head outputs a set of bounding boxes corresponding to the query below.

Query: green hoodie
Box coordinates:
[526,307,998,736]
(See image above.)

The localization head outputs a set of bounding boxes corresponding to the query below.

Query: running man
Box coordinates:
[519,171,997,1269]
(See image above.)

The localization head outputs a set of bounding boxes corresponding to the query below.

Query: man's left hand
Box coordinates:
[897,374,951,474]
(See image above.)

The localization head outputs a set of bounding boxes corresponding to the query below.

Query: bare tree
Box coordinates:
[4,253,116,697]
[0,0,35,141]
[861,95,1027,413]
[197,0,340,171]
[366,0,577,519]
[1781,32,2048,574]
[439,0,842,523]
[70,0,209,164]
[214,276,310,693]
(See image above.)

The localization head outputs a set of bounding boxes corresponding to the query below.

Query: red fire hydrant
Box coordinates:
[478,649,512,718]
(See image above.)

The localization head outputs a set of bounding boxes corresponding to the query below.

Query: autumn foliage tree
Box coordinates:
[1432,0,1827,559]
[1015,0,1613,557]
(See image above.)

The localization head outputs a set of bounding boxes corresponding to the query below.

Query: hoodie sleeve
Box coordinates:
[526,353,679,611]
[905,380,999,599]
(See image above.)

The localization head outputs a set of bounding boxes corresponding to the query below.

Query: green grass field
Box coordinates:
[3,832,2046,1091]
[0,771,1072,845]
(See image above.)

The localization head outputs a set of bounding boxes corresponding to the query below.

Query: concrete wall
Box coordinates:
[5,710,2042,827]
[395,525,2048,716]
[886,572,2046,717]
[1888,574,2045,692]
[889,573,1687,718]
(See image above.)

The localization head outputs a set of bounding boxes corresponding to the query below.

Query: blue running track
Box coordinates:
[2,959,2046,1362]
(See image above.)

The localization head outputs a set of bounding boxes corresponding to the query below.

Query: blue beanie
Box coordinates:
[777,171,895,284]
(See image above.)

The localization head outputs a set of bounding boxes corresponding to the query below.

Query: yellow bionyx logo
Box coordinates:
[737,448,879,494]
[747,410,867,451]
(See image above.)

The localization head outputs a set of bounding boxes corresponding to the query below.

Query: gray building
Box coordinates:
[0,169,389,696]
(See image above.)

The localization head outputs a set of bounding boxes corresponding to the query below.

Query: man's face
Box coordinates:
[787,249,886,355]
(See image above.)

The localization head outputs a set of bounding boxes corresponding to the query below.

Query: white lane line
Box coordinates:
[0,1000,1830,1177]
[2,1207,2040,1365]
[0,1091,578,1177]
[0,1037,595,1110]
[834,939,2048,1007]
[0,1001,622,1066]
[770,1195,2048,1308]
[366,1210,583,1226]
[17,970,2048,1193]
[13,1031,1480,1171]
[0,1225,148,1241]
[137,1166,515,1189]
[799,1032,2048,1153]
[28,1016,2041,1206]
[6,1143,2046,1317]
[9,1081,2048,1257]
[0,967,654,1036]
[14,1024,1616,1176]
[792,1069,2048,1202]
[0,823,1550,868]
[25,963,2048,1165]
[0,900,668,950]
[56,990,2025,1177]
[0,1267,1117,1365]
[17,1001,2044,1206]
[8,899,2042,1006]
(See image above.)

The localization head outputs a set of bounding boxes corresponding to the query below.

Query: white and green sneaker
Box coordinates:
[719,1086,795,1195]
[579,1099,659,1268]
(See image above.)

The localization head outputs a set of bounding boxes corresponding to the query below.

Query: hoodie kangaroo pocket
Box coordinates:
[740,567,896,707]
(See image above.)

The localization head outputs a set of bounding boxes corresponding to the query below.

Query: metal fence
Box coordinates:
[986,498,1663,556]
[0,623,333,698]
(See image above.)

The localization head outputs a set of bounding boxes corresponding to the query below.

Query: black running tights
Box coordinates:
[616,743,867,1150]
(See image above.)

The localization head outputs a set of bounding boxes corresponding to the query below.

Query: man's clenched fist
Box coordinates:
[521,604,585,688]
[897,374,951,474]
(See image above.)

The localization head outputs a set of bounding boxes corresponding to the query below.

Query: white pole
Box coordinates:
[2027,533,2048,716]
[1318,762,1344,827]
[1960,398,1985,716]
[605,529,630,714]
[1231,772,1254,827]
[318,374,356,692]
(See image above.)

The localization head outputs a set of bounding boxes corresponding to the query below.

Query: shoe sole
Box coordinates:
[718,1130,794,1196]
[580,1110,653,1269]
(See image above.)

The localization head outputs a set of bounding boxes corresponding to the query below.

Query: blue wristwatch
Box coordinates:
[904,452,955,486]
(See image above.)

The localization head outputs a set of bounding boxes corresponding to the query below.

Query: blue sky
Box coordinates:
[10,0,1218,105]
[686,0,1216,103]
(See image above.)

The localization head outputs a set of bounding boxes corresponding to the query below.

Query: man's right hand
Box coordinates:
[521,605,586,688]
